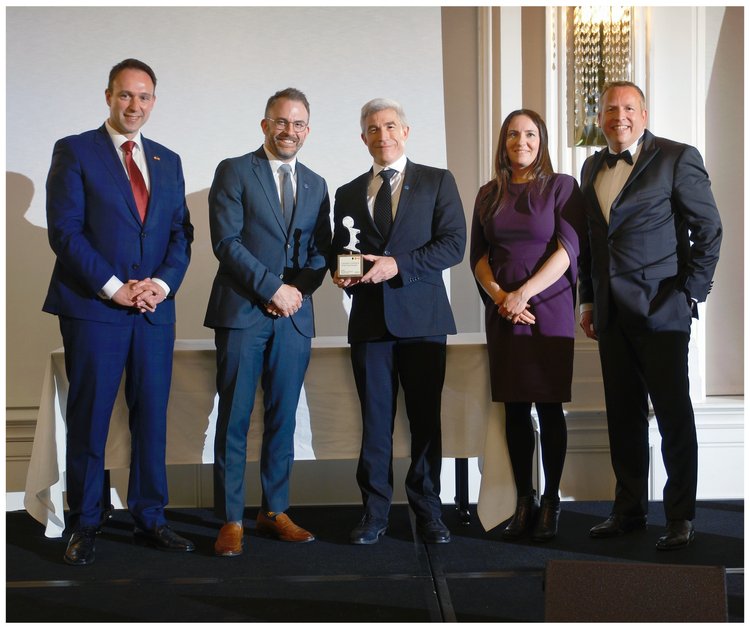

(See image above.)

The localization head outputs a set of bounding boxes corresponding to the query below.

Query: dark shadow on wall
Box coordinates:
[6,172,60,408]
[176,188,216,339]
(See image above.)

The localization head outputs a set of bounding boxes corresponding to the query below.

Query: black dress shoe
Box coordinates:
[589,514,647,538]
[417,518,451,544]
[350,515,388,545]
[134,525,195,552]
[656,519,694,550]
[531,496,560,542]
[502,493,539,539]
[95,505,114,534]
[64,527,97,566]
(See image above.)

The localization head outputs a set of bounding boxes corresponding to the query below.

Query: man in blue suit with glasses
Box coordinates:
[205,88,331,556]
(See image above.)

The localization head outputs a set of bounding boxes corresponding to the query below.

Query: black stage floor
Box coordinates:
[6,500,744,622]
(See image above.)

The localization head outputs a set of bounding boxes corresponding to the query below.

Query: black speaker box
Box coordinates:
[544,559,728,622]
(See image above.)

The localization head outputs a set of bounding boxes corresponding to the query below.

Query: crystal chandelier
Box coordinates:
[571,6,632,146]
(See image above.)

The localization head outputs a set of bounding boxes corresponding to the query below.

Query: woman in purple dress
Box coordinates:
[470,110,584,541]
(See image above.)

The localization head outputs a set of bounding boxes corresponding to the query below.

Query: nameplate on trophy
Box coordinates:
[337,215,364,278]
[337,253,364,278]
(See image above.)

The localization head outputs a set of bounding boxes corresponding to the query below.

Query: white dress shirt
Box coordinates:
[264,145,298,203]
[594,136,643,224]
[105,120,151,192]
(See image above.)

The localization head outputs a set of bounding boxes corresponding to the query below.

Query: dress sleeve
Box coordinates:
[469,182,494,272]
[469,182,494,305]
[553,174,586,287]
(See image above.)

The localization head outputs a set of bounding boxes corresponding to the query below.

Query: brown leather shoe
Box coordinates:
[256,511,315,543]
[215,521,244,556]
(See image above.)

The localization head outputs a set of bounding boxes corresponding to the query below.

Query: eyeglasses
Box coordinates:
[266,117,308,133]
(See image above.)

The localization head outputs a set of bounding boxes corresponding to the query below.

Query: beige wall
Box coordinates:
[7,7,744,502]
[9,7,742,412]
[442,6,482,332]
[704,6,744,393]
[6,6,448,409]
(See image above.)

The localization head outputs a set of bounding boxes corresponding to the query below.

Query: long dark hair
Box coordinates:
[480,109,554,224]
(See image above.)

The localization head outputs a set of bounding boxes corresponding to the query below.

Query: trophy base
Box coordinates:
[337,253,364,278]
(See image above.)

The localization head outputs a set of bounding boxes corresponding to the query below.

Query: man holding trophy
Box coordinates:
[331,98,466,545]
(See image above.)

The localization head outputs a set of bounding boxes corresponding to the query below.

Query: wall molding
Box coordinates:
[8,396,743,506]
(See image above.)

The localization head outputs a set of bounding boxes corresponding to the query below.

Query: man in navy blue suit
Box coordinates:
[331,98,466,544]
[578,81,722,550]
[43,59,194,565]
[205,88,331,556]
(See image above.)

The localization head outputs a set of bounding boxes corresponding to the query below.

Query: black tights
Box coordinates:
[504,402,567,498]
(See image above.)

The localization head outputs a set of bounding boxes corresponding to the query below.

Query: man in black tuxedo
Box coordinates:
[331,98,466,544]
[578,81,722,550]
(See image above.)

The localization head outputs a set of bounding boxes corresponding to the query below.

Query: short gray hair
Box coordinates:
[360,98,408,133]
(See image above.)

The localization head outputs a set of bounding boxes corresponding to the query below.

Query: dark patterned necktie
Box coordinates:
[279,163,294,229]
[373,168,395,238]
[121,140,149,222]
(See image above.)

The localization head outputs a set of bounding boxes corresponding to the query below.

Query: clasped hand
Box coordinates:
[112,279,165,313]
[265,284,303,318]
[496,288,535,325]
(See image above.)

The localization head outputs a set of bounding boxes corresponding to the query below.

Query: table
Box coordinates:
[25,335,514,537]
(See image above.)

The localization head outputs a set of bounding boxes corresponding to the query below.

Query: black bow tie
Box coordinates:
[605,150,634,168]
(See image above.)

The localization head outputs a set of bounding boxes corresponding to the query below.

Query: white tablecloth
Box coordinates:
[24,335,513,537]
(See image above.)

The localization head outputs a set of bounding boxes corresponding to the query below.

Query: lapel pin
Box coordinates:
[153,156,161,161]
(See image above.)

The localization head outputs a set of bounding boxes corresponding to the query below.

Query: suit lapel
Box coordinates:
[94,126,143,225]
[141,137,158,220]
[583,150,608,225]
[608,130,660,229]
[617,130,659,197]
[391,160,418,236]
[355,170,377,232]
[251,148,287,234]
[293,163,314,231]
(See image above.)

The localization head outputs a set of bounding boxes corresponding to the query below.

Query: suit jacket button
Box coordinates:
[132,264,139,270]
[384,250,390,255]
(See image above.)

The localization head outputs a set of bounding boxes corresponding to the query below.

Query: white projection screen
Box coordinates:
[6,6,448,404]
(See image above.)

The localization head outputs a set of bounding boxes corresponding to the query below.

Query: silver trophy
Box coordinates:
[337,216,364,278]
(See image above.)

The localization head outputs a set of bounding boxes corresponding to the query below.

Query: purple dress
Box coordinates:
[469,174,585,403]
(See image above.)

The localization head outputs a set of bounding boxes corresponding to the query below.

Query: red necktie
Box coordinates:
[121,140,149,222]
